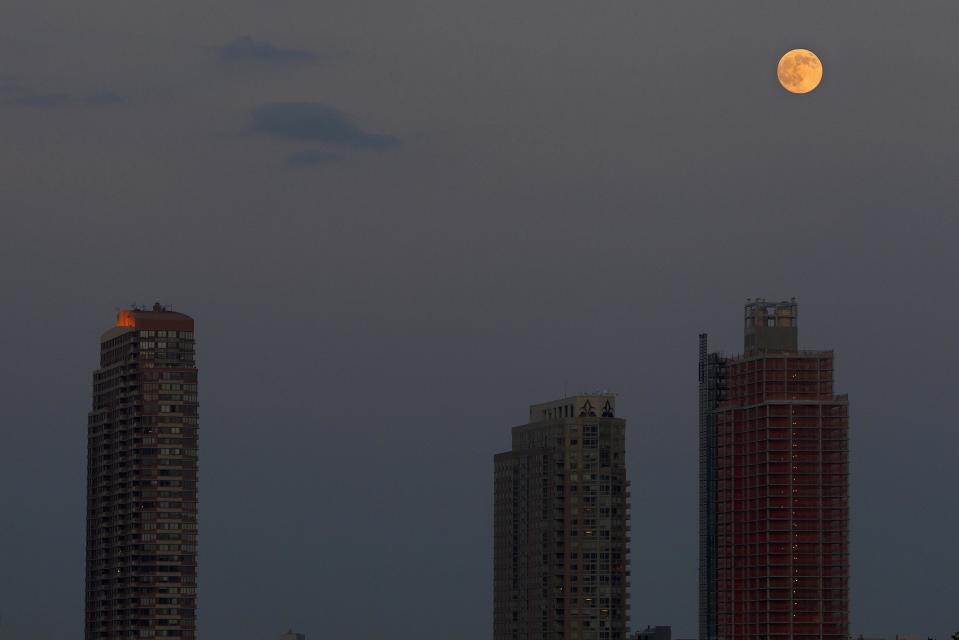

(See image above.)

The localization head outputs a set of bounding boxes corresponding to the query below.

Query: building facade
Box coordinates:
[494,395,630,640]
[699,300,849,640]
[85,304,199,639]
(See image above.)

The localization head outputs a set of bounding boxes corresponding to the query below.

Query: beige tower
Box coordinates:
[494,395,630,640]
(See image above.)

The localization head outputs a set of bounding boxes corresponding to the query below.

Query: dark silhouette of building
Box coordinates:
[85,304,199,639]
[699,299,849,640]
[494,394,630,640]
[698,336,722,640]
[633,625,672,640]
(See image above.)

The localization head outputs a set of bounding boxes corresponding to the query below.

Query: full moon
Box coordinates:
[777,49,823,94]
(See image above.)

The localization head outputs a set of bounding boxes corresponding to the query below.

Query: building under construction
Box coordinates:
[699,299,849,640]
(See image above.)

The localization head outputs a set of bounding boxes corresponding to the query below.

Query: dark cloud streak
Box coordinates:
[13,93,73,108]
[252,102,401,150]
[216,36,317,65]
[0,78,125,109]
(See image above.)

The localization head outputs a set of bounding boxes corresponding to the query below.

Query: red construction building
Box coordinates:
[700,300,849,640]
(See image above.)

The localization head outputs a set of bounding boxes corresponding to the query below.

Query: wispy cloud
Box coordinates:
[216,36,317,65]
[13,93,73,108]
[0,77,126,109]
[252,102,401,150]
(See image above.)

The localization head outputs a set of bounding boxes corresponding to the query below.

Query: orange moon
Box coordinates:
[777,49,823,94]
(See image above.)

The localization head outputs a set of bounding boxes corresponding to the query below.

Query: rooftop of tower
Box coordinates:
[114,302,194,332]
[743,297,798,353]
[529,393,617,422]
[98,303,195,343]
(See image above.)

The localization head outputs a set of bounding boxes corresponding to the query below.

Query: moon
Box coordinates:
[777,49,823,94]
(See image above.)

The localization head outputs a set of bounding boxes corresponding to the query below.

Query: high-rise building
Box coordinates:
[279,631,306,640]
[85,304,199,639]
[699,299,849,640]
[494,394,630,640]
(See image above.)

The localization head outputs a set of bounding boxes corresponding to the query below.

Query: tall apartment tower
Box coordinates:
[494,394,630,640]
[86,304,199,639]
[699,300,849,640]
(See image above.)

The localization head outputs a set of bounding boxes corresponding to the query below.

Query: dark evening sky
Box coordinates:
[1,1,957,638]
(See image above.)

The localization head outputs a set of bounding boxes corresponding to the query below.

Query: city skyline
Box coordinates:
[2,0,958,638]
[3,296,949,639]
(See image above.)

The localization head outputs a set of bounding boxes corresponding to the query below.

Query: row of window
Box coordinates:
[139,331,193,339]
[139,341,187,350]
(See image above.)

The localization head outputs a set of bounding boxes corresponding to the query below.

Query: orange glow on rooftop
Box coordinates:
[116,310,137,328]
[111,305,194,332]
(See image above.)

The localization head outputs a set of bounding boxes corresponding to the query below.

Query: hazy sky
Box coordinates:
[1,1,957,638]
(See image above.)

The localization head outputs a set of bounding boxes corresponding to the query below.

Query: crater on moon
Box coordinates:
[778,49,823,94]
